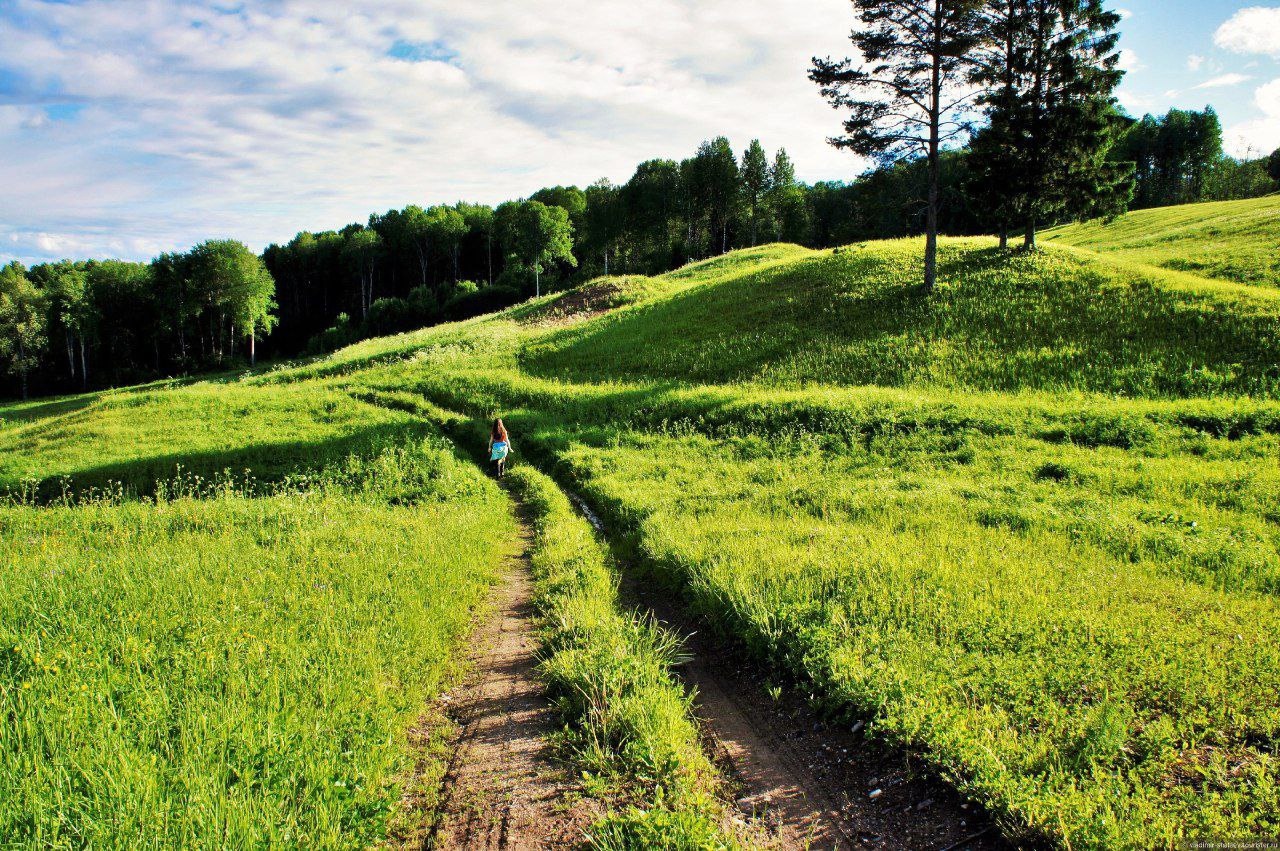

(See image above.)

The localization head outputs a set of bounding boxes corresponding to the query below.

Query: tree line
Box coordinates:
[4,0,1279,399]
[2,241,274,400]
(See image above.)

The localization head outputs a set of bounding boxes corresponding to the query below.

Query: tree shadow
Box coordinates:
[6,420,429,504]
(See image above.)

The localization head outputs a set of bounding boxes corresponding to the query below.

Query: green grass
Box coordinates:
[282,225,1280,848]
[523,239,1280,398]
[374,396,740,847]
[1042,195,1280,289]
[9,201,1279,849]
[1,437,512,848]
[507,466,736,849]
[0,382,415,498]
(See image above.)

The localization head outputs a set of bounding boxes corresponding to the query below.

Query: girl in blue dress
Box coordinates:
[488,418,511,477]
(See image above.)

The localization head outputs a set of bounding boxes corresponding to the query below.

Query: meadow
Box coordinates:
[5,196,1278,848]
[269,197,1278,848]
[0,392,514,847]
[1041,194,1280,289]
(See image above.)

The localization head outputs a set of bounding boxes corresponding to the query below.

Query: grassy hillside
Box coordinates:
[525,238,1280,397]
[268,232,1279,848]
[8,213,1279,848]
[1042,195,1280,289]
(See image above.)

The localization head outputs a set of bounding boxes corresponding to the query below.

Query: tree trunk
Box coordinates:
[604,249,609,276]
[923,0,943,294]
[66,330,77,381]
[535,266,541,298]
[249,329,256,366]
[1025,217,1038,250]
[999,227,1009,250]
[487,233,493,286]
[18,338,27,401]
[80,338,88,389]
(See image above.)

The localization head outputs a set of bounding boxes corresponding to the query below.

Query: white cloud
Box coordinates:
[1116,8,1133,19]
[1193,73,1253,89]
[0,0,860,263]
[1224,77,1280,157]
[1117,49,1144,72]
[1187,54,1205,72]
[1214,7,1280,57]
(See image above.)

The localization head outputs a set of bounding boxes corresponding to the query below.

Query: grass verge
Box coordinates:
[506,465,738,849]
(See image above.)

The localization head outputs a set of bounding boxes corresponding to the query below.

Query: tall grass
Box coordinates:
[506,467,736,850]
[0,438,513,847]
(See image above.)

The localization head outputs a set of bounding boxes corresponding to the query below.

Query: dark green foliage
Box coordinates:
[970,0,1133,247]
[1116,107,1237,208]
[811,0,985,290]
[442,285,522,321]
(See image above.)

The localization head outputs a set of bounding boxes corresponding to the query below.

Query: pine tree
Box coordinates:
[967,0,1026,248]
[811,0,984,292]
[768,149,809,244]
[972,0,1132,248]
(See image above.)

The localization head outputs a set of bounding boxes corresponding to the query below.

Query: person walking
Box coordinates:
[488,418,511,477]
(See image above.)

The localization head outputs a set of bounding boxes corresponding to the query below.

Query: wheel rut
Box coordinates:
[421,509,596,850]
[564,489,1015,851]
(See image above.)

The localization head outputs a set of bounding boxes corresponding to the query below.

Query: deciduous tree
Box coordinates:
[495,200,576,297]
[0,262,47,400]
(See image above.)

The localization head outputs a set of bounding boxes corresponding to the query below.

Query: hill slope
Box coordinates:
[8,218,1280,849]
[1041,194,1280,289]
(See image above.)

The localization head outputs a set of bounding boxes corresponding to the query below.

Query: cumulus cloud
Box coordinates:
[1187,54,1205,72]
[1214,7,1280,57]
[1224,77,1280,157]
[0,0,857,263]
[1117,49,1144,72]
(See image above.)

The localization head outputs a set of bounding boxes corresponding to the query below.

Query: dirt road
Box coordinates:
[423,518,596,850]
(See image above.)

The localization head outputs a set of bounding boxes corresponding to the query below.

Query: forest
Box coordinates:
[2,103,1278,400]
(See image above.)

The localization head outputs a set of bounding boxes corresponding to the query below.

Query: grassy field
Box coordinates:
[7,197,1278,848]
[267,213,1280,848]
[1042,194,1280,289]
[0,389,514,847]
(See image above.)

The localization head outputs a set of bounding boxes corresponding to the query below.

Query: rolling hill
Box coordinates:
[1042,194,1280,289]
[4,198,1279,849]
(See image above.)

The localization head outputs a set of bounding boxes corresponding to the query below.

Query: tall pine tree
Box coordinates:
[811,0,984,292]
[972,0,1132,248]
[740,140,772,247]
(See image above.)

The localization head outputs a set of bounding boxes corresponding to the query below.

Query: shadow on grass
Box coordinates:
[4,420,429,504]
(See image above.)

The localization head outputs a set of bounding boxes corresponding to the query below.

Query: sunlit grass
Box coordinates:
[1042,195,1280,289]
[9,211,1279,849]
[0,436,513,847]
[302,226,1280,848]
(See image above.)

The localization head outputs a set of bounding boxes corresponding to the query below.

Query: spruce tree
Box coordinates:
[972,0,1132,248]
[811,0,984,292]
[740,140,772,247]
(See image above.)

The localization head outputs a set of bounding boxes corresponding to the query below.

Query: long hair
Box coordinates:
[491,418,508,443]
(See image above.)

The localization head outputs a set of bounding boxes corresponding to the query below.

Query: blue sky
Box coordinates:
[1,1,1277,265]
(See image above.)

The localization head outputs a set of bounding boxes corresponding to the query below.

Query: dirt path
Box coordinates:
[423,515,597,850]
[565,491,1015,851]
